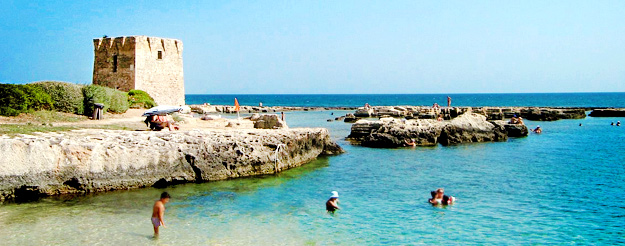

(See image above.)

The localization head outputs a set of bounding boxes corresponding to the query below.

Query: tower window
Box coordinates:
[112,55,118,72]
[157,51,163,60]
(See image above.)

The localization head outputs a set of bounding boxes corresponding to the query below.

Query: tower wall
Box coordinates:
[92,36,185,106]
[92,37,137,91]
[134,36,185,106]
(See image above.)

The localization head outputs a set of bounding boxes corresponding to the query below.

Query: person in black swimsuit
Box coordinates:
[326,191,340,213]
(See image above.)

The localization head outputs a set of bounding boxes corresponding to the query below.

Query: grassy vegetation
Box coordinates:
[0,123,135,136]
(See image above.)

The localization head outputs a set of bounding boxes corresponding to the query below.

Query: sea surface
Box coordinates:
[186,93,625,108]
[0,96,624,245]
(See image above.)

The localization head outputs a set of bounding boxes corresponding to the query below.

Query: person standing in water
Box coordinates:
[447,96,452,107]
[326,191,340,213]
[151,192,171,237]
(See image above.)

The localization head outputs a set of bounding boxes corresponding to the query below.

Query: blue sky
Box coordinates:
[1,0,624,94]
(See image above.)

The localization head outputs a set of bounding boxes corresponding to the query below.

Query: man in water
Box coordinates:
[533,126,542,133]
[151,192,171,237]
[447,96,451,107]
[326,191,340,213]
[617,121,621,126]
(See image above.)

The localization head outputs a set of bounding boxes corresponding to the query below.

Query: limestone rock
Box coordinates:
[0,128,342,201]
[251,114,288,129]
[438,113,508,146]
[348,113,510,148]
[491,121,529,137]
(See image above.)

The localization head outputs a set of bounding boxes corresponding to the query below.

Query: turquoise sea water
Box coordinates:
[0,106,624,244]
[186,93,625,108]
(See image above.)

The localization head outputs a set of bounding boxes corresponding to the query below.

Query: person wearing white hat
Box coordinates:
[326,191,340,213]
[532,125,542,133]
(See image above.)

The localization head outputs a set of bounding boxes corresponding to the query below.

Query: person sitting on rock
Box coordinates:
[509,115,518,124]
[326,191,340,214]
[149,115,179,131]
[517,117,524,125]
[437,114,443,121]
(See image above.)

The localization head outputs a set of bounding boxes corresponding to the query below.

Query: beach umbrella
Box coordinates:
[142,105,183,117]
[234,98,241,119]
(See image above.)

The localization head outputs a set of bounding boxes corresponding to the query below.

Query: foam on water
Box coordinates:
[0,110,624,245]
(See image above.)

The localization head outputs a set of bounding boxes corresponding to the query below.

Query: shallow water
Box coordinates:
[1,111,624,245]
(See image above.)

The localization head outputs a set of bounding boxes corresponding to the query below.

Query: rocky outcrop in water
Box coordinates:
[348,113,528,148]
[0,128,342,202]
[250,114,288,129]
[438,114,508,146]
[588,109,625,117]
[346,106,586,122]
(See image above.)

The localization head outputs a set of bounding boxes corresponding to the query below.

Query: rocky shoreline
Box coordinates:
[0,128,342,202]
[190,105,624,122]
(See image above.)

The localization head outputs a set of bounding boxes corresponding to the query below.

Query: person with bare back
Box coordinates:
[151,192,171,237]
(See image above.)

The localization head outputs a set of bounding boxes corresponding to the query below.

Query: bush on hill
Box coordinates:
[128,90,157,108]
[0,84,54,116]
[82,85,129,115]
[31,81,85,114]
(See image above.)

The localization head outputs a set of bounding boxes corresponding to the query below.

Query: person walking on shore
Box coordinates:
[326,191,340,214]
[151,192,171,237]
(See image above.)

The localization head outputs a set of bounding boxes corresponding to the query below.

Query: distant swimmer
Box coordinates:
[617,121,621,126]
[429,188,456,205]
[611,122,615,126]
[579,123,583,126]
[151,192,171,237]
[326,191,340,213]
[532,125,542,133]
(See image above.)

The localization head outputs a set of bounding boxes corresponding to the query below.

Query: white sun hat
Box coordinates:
[330,191,339,198]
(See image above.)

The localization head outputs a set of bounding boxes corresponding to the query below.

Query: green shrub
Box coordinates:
[82,85,129,115]
[127,89,156,108]
[0,84,53,116]
[109,89,130,113]
[31,81,85,114]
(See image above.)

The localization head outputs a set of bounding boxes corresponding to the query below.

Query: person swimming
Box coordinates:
[429,188,455,205]
[532,125,542,133]
[404,138,416,147]
[326,191,340,213]
[617,121,621,126]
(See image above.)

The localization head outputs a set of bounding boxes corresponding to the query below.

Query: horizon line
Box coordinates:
[185,91,625,96]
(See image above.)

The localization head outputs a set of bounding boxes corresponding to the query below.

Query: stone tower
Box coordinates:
[92,36,185,106]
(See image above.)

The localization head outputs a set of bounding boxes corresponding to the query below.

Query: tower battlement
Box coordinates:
[92,36,185,106]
